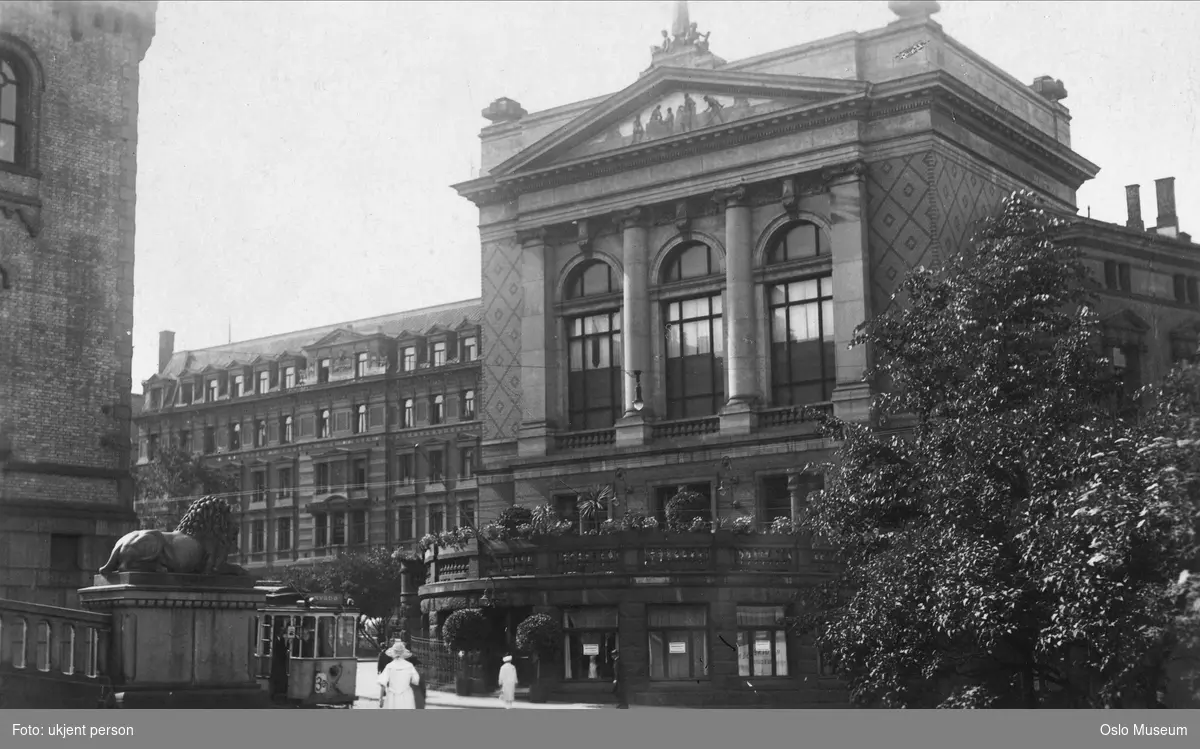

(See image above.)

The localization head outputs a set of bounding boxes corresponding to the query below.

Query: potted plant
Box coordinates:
[442,607,491,696]
[515,612,563,703]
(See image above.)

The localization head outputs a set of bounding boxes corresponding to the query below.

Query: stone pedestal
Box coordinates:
[719,400,758,436]
[615,413,651,447]
[78,572,269,709]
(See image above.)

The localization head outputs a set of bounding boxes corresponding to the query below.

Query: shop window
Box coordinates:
[736,605,789,677]
[563,607,619,681]
[647,605,708,680]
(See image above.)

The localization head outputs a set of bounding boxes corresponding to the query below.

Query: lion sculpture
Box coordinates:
[100,495,247,576]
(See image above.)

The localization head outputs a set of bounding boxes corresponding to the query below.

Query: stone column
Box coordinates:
[517,228,554,457]
[716,186,759,435]
[827,164,874,423]
[615,208,652,447]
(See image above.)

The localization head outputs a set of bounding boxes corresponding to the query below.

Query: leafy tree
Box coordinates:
[132,445,238,530]
[442,608,491,653]
[281,546,414,646]
[797,191,1194,708]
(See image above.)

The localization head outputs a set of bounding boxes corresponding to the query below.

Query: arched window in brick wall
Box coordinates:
[0,35,42,173]
[563,259,623,430]
[764,221,835,407]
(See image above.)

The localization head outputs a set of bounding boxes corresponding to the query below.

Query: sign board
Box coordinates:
[582,644,600,656]
[634,576,671,585]
[308,593,343,606]
[668,641,687,654]
[754,640,771,653]
[287,626,296,639]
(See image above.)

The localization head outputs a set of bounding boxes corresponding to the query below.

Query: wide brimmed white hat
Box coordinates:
[502,655,513,663]
[385,640,411,659]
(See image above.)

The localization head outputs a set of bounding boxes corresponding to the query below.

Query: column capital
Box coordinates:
[515,227,548,246]
[712,185,749,210]
[821,160,868,187]
[616,207,649,231]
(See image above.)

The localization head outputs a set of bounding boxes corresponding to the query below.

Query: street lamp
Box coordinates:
[632,370,644,412]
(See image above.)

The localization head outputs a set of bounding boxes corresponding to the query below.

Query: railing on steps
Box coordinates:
[0,598,114,709]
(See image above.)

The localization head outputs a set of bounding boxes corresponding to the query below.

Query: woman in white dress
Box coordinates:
[376,640,420,709]
[497,654,518,709]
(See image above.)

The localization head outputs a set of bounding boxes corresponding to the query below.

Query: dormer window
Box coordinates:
[401,347,416,372]
[318,359,331,383]
[431,341,446,367]
[283,365,296,389]
[461,336,478,361]
[355,352,368,378]
[207,379,219,402]
[257,370,269,394]
[149,388,162,409]
[180,382,194,405]
[232,374,245,398]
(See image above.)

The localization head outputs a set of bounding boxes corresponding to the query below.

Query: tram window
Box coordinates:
[256,617,273,657]
[289,616,304,658]
[300,616,317,658]
[336,616,356,658]
[317,616,336,658]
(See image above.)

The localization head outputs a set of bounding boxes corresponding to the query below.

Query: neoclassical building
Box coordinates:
[429,1,1200,707]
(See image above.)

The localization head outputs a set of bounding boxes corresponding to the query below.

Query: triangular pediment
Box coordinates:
[494,68,869,177]
[1102,309,1151,334]
[304,327,376,349]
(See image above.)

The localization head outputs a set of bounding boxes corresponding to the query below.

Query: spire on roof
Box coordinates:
[671,1,691,40]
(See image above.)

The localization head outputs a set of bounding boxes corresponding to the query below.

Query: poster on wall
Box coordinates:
[754,640,771,653]
[668,641,687,654]
[582,644,600,656]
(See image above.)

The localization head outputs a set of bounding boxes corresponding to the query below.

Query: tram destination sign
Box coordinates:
[308,593,345,606]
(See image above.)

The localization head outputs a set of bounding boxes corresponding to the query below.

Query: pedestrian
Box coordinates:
[376,639,421,710]
[612,648,628,709]
[498,654,518,709]
[408,655,427,709]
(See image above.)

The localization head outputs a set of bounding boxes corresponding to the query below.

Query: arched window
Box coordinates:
[35,620,51,671]
[0,55,25,166]
[565,260,619,299]
[766,222,835,406]
[12,616,27,669]
[402,398,415,428]
[318,409,331,438]
[660,242,724,419]
[355,404,367,434]
[563,260,623,431]
[767,221,827,264]
[431,394,445,425]
[60,624,76,675]
[282,415,293,443]
[660,242,720,284]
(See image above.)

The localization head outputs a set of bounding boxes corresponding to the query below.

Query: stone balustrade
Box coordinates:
[0,597,113,709]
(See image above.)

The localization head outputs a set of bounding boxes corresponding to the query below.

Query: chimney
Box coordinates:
[158,330,175,373]
[1154,177,1178,237]
[1124,184,1144,231]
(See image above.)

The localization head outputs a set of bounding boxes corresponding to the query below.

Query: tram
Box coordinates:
[253,586,360,708]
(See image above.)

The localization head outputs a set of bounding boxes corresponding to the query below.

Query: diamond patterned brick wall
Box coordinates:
[867,151,1014,313]
[480,239,523,441]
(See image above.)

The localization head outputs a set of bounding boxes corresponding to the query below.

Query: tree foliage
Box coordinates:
[132,446,238,530]
[515,613,562,659]
[797,191,1198,708]
[280,546,411,633]
[442,608,491,652]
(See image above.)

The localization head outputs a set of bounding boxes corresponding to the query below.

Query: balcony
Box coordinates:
[419,531,840,594]
[0,598,113,709]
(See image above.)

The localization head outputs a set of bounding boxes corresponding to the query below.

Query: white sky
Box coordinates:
[130,0,1200,385]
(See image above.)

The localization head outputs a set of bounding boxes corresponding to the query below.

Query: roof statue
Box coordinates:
[650,0,714,62]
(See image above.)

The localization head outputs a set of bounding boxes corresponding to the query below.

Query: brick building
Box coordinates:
[420,1,1200,707]
[132,300,483,574]
[0,1,157,607]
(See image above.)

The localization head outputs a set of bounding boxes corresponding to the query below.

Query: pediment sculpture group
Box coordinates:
[632,92,731,143]
[654,22,711,55]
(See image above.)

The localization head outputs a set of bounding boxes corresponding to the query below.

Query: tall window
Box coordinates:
[318,359,331,383]
[283,366,296,389]
[460,447,475,479]
[564,261,622,431]
[401,347,416,371]
[402,399,415,428]
[431,341,446,366]
[255,420,267,447]
[233,374,245,397]
[229,423,241,450]
[647,605,708,680]
[350,510,367,545]
[355,352,368,378]
[277,517,292,552]
[331,512,346,546]
[352,458,367,489]
[664,295,724,418]
[318,409,331,438]
[428,505,444,534]
[314,514,328,547]
[0,57,23,165]
[563,608,619,681]
[428,450,444,483]
[355,404,367,434]
[458,500,475,528]
[397,505,415,541]
[760,476,792,524]
[207,379,219,402]
[315,464,331,494]
[431,395,444,424]
[769,277,834,405]
[251,520,266,553]
[179,429,192,454]
[397,453,414,485]
[462,390,476,420]
[281,415,293,444]
[258,370,269,393]
[278,467,293,499]
[653,483,712,526]
[461,336,478,361]
[252,471,267,503]
[736,606,789,677]
[204,426,216,454]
